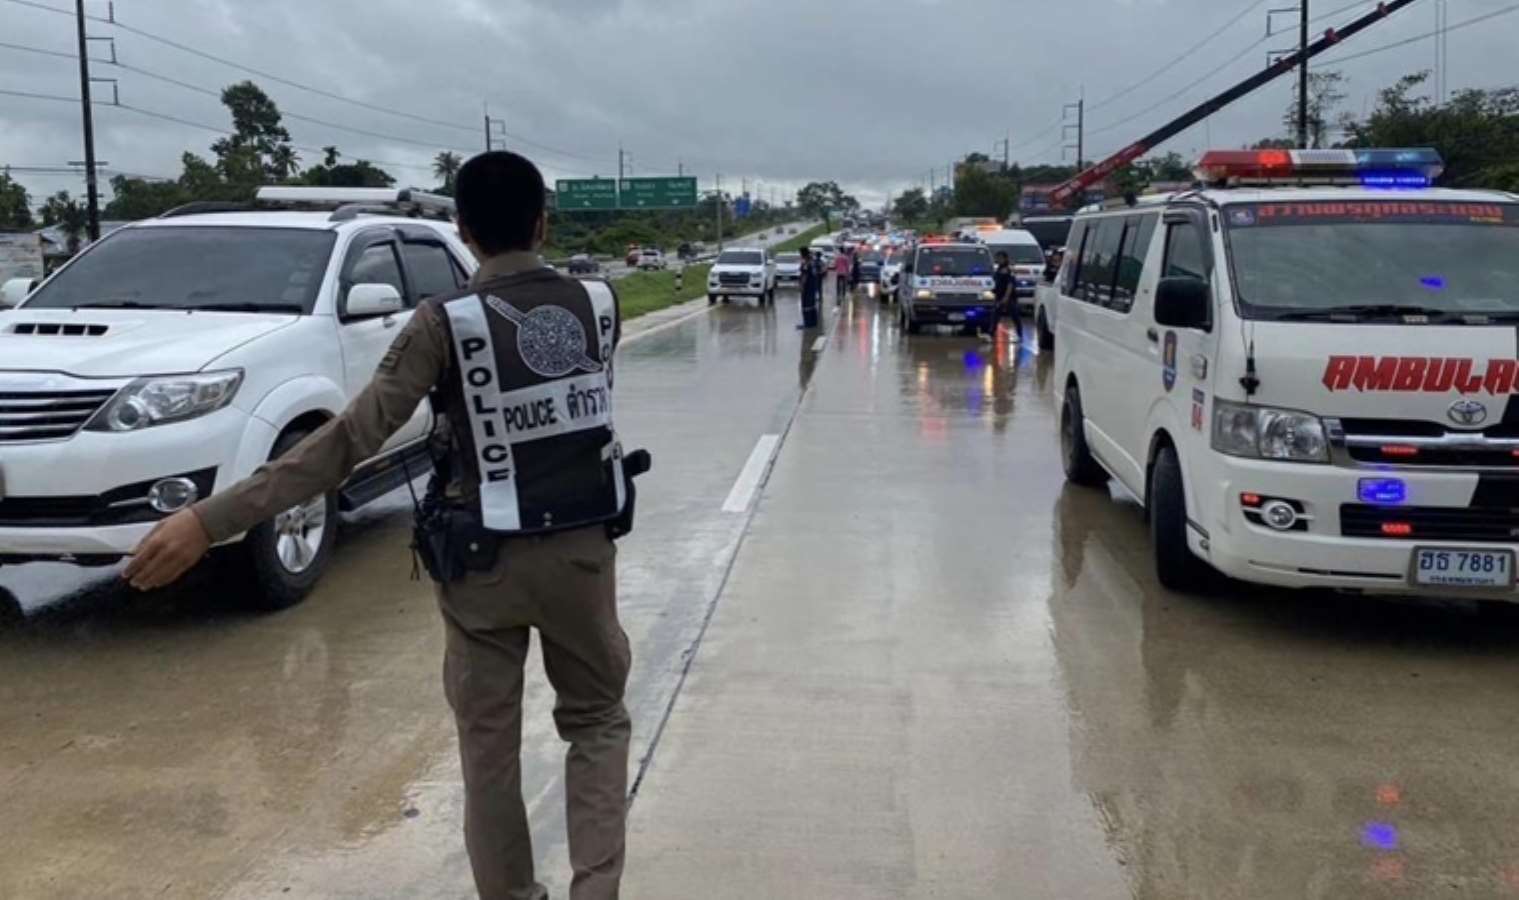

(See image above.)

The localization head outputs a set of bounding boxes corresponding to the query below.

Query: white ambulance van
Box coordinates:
[1054,149,1519,597]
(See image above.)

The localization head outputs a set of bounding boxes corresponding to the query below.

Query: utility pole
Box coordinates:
[678,160,683,177]
[1297,0,1310,148]
[715,173,723,250]
[995,136,1010,172]
[74,0,100,242]
[1062,93,1085,169]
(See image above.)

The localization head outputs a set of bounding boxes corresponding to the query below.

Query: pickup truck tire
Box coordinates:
[1060,385,1108,487]
[767,286,776,305]
[233,428,337,611]
[1151,445,1212,592]
[708,294,717,305]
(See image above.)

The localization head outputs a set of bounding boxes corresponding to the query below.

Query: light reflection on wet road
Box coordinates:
[5,286,1519,898]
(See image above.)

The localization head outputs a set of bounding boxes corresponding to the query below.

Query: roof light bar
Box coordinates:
[1194,148,1444,187]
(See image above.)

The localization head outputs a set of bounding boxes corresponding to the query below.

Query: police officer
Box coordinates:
[124,151,643,900]
[797,246,821,328]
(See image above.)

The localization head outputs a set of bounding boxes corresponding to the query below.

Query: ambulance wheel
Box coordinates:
[233,428,337,611]
[1151,444,1210,592]
[904,307,921,335]
[1060,385,1107,487]
[1037,309,1055,350]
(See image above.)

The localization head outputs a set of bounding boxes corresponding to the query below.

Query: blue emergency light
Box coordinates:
[1358,478,1407,506]
[1195,148,1444,187]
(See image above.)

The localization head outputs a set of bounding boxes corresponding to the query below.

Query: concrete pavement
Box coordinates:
[6,284,1519,897]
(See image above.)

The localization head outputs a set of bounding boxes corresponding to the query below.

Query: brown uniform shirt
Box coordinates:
[192,250,615,544]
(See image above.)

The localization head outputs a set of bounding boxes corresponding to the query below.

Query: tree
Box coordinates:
[270,145,301,181]
[952,167,1018,218]
[1341,71,1519,188]
[0,172,32,229]
[1250,137,1296,150]
[433,151,462,194]
[210,81,294,183]
[796,180,848,220]
[40,191,87,252]
[298,159,396,188]
[322,145,340,167]
[892,188,929,223]
[1282,70,1349,148]
[104,175,187,219]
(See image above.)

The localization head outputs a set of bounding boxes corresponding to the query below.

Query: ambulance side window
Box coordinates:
[1112,213,1159,313]
[1061,222,1088,295]
[1164,224,1208,281]
[1078,219,1122,308]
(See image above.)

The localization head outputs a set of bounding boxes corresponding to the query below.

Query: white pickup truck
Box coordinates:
[707,247,776,306]
[0,187,474,609]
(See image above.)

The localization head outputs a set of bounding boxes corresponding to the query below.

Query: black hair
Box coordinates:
[995,251,1010,263]
[799,246,811,257]
[454,151,546,255]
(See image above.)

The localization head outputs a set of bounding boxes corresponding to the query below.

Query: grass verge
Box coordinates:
[772,224,829,253]
[615,263,713,320]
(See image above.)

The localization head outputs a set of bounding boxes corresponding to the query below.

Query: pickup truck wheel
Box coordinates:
[708,294,717,305]
[1037,308,1055,350]
[234,428,337,611]
[1060,385,1108,487]
[1151,445,1212,592]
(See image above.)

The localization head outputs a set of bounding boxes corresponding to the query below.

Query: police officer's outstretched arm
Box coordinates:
[123,311,448,590]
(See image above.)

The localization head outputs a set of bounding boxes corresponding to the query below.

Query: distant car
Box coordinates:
[567,254,600,275]
[637,248,667,270]
[774,251,802,285]
[707,247,776,305]
[677,242,696,261]
[857,252,884,286]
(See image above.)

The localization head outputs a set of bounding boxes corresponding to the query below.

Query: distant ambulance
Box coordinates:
[1053,148,1519,600]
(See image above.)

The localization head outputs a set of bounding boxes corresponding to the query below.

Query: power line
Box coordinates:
[1089,32,1270,139]
[1313,2,1519,68]
[2,0,612,166]
[1089,0,1270,113]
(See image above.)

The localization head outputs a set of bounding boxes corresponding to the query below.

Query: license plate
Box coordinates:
[1413,547,1516,589]
[946,313,966,322]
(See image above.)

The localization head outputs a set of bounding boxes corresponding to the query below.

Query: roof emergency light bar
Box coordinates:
[1194,148,1444,188]
[253,186,456,221]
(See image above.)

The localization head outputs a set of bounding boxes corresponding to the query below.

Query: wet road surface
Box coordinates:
[6,286,1519,898]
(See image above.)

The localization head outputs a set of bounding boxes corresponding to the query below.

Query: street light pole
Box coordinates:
[74,0,100,243]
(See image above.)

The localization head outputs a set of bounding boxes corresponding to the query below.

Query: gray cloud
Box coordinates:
[0,0,1511,210]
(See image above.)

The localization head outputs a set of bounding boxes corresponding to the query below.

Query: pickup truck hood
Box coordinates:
[1234,322,1519,425]
[0,308,298,377]
[710,264,765,275]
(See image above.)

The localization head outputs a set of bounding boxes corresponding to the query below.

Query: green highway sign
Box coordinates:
[556,178,618,211]
[619,176,698,210]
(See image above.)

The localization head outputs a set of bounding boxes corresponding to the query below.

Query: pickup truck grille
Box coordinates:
[718,272,754,286]
[0,388,117,442]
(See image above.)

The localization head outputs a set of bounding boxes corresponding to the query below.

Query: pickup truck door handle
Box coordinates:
[1146,327,1159,343]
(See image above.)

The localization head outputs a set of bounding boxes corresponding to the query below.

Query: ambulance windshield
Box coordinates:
[1225,201,1519,322]
[916,248,993,277]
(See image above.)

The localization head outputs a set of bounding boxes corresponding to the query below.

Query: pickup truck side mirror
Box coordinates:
[1154,277,1211,330]
[0,277,38,308]
[346,282,405,318]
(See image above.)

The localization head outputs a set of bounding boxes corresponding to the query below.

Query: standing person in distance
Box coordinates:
[123,151,649,900]
[994,250,1023,343]
[798,246,821,329]
[850,249,862,297]
[833,244,852,304]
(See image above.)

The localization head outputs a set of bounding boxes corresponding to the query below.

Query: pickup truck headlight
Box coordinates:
[1212,399,1328,462]
[87,370,244,432]
[915,289,935,300]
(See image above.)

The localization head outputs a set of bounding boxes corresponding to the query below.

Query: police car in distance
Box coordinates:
[0,187,475,609]
[1053,148,1519,600]
[896,238,998,336]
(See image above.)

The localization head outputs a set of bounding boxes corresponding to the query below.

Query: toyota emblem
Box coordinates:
[1448,399,1489,427]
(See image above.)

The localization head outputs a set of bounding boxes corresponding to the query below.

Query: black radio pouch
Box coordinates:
[608,449,653,540]
[412,507,503,584]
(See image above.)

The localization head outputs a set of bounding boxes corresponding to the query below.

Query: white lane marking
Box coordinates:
[721,434,781,513]
[811,336,827,353]
[621,304,712,344]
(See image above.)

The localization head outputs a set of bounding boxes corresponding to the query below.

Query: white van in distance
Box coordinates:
[1054,149,1519,599]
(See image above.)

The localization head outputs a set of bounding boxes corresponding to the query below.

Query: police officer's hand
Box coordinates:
[123,509,212,591]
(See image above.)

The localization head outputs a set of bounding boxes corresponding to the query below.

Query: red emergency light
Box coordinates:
[1381,522,1414,537]
[1195,148,1443,187]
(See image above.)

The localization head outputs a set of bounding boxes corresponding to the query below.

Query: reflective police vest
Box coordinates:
[439,269,625,535]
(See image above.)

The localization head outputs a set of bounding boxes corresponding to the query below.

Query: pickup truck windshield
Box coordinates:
[916,248,994,277]
[26,226,336,313]
[717,251,763,265]
[1226,201,1519,322]
[776,253,800,263]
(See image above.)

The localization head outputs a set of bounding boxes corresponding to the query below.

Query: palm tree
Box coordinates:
[433,151,462,193]
[270,144,301,181]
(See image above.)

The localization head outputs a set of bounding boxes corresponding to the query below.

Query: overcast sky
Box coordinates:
[0,0,1512,212]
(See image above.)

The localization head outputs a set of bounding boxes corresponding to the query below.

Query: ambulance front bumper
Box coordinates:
[1196,455,1518,599]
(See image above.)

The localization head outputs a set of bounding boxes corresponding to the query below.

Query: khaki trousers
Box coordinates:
[437,525,632,900]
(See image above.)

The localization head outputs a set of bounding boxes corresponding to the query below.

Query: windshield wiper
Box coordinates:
[185,302,304,314]
[71,300,159,310]
[1269,304,1452,323]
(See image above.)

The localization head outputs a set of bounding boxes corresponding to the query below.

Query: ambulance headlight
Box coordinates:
[915,289,935,300]
[1212,399,1328,463]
